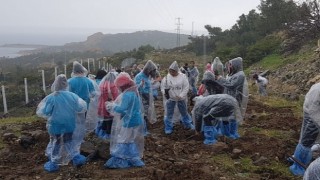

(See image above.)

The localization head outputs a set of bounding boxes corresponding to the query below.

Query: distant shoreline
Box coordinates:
[0,44,48,49]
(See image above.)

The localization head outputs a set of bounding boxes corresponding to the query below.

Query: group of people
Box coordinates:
[34,53,320,178]
[36,56,250,172]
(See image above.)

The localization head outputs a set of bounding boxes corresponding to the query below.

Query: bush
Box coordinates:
[246,35,281,66]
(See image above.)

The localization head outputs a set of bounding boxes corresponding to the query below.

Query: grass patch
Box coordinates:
[250,127,262,132]
[259,129,293,139]
[255,54,283,70]
[212,154,237,173]
[239,157,258,172]
[261,96,303,118]
[0,116,39,126]
[256,160,296,179]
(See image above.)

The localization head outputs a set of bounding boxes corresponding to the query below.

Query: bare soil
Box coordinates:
[0,96,302,180]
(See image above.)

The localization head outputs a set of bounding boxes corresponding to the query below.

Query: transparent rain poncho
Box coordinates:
[96,72,119,139]
[191,94,242,132]
[211,57,224,77]
[105,73,144,168]
[85,75,101,133]
[36,74,87,165]
[198,71,215,96]
[135,60,158,124]
[303,83,320,128]
[304,157,320,180]
[188,64,199,93]
[218,57,249,118]
[71,61,88,78]
[297,83,320,147]
[98,72,119,118]
[201,71,225,95]
[161,61,194,132]
[68,61,96,107]
[161,62,184,123]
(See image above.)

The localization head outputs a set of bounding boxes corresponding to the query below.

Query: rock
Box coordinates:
[81,141,96,154]
[231,148,242,158]
[155,169,165,180]
[97,142,110,159]
[2,133,17,142]
[210,142,228,154]
[253,156,268,166]
[19,135,35,149]
[247,114,257,120]
[232,148,242,154]
[29,130,46,141]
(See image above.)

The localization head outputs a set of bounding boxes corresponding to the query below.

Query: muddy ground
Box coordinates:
[0,96,303,180]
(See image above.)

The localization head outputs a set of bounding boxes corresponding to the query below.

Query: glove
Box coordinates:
[105,101,114,112]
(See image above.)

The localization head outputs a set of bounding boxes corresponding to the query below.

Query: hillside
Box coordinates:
[249,44,320,100]
[32,31,190,54]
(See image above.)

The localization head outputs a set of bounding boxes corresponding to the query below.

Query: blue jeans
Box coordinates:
[165,100,193,131]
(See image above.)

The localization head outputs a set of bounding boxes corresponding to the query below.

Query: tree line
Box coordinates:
[186,0,320,66]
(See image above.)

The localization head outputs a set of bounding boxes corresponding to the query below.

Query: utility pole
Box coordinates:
[191,21,194,36]
[175,17,182,47]
[203,35,206,56]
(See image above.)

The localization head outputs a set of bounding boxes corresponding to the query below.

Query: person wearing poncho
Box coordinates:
[134,60,158,135]
[96,72,119,139]
[36,74,87,172]
[192,94,242,145]
[161,61,195,134]
[217,57,248,139]
[104,72,145,168]
[289,82,320,176]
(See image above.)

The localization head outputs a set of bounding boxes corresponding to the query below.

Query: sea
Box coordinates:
[0,32,87,58]
[0,47,36,58]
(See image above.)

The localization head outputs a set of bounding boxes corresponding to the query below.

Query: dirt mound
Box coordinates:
[0,97,302,180]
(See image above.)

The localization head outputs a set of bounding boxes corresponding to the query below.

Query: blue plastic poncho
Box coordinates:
[36,74,87,167]
[68,61,96,107]
[134,60,158,124]
[105,73,145,169]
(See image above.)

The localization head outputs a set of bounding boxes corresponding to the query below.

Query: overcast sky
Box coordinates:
[0,0,261,45]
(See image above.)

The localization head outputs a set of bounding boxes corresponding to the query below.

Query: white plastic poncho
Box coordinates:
[161,61,189,123]
[304,83,320,127]
[211,57,224,77]
[36,74,87,165]
[303,157,320,180]
[218,57,249,118]
[85,76,101,133]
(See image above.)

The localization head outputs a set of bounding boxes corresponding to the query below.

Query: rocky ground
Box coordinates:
[0,95,303,180]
